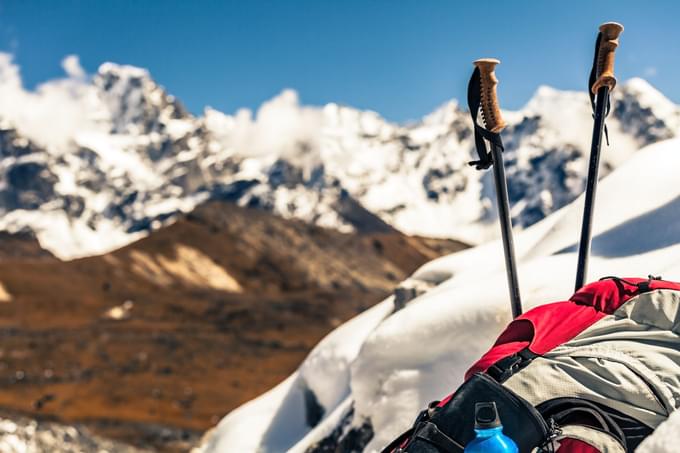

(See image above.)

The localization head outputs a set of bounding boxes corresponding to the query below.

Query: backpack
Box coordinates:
[382,276,680,452]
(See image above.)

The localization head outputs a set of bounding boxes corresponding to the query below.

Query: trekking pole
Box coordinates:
[575,22,624,291]
[468,59,522,318]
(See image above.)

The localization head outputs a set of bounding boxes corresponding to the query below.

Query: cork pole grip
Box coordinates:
[592,22,624,94]
[473,58,507,133]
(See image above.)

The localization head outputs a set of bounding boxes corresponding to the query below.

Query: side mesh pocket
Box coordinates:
[399,373,549,452]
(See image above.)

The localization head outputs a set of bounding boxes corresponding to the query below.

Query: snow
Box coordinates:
[200,373,309,453]
[624,77,680,122]
[298,299,396,415]
[75,132,162,188]
[98,62,149,80]
[288,396,354,453]
[200,137,680,452]
[0,209,146,259]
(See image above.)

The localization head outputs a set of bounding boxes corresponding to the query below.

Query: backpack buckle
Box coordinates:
[487,354,523,382]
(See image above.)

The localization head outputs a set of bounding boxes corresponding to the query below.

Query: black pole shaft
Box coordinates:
[490,143,522,318]
[575,86,610,291]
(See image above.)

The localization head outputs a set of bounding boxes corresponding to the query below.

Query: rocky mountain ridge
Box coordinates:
[0,55,678,259]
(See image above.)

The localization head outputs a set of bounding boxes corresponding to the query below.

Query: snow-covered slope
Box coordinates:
[198,137,680,452]
[1,53,679,258]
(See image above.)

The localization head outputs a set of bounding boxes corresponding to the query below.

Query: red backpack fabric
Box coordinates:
[466,276,680,380]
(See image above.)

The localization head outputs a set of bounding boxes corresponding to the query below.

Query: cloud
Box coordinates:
[205,89,324,172]
[62,55,86,79]
[643,66,658,78]
[0,53,108,151]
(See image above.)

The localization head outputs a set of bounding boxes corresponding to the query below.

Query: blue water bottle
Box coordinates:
[464,402,518,453]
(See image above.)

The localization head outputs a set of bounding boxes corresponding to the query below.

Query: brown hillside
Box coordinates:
[0,231,56,262]
[0,202,466,450]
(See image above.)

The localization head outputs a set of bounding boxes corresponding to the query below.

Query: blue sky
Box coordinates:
[0,1,677,122]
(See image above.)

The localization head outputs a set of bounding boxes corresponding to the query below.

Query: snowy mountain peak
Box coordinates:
[523,85,587,116]
[419,99,464,135]
[94,62,190,135]
[622,77,668,101]
[1,54,680,260]
[617,77,680,128]
[611,78,680,148]
[97,62,150,81]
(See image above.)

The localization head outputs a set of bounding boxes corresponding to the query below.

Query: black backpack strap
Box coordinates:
[412,422,464,452]
[381,401,442,453]
[380,427,415,453]
[467,66,504,171]
[598,275,664,293]
[486,347,539,383]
